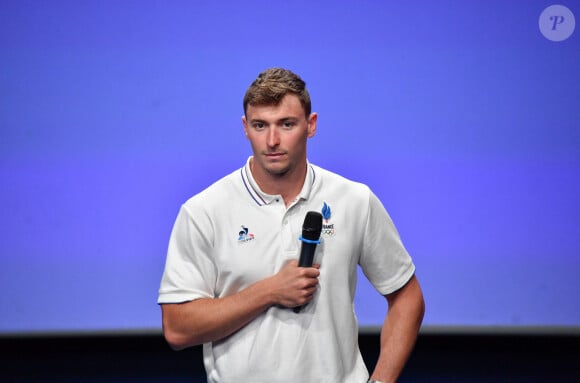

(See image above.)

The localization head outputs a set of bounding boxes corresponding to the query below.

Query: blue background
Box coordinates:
[1,0,579,334]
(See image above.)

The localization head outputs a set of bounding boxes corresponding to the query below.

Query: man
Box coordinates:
[158,68,425,383]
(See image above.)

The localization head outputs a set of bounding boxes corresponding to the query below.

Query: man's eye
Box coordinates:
[283,121,295,129]
[253,122,265,130]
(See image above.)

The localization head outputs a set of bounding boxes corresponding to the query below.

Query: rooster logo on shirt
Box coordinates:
[237,225,255,242]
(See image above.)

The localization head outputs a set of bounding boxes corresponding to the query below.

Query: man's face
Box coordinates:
[242,93,317,179]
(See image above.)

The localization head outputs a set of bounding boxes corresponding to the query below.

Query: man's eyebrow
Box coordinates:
[249,118,267,123]
[249,116,300,123]
[276,116,301,124]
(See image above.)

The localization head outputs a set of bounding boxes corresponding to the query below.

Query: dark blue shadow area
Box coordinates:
[1,333,579,382]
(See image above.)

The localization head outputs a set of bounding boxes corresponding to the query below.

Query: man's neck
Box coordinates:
[250,158,307,207]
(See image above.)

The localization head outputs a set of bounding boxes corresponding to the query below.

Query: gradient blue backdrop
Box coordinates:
[1,0,579,334]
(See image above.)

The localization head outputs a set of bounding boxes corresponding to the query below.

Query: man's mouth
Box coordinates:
[265,152,286,159]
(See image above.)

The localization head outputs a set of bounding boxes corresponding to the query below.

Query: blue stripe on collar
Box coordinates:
[240,167,265,206]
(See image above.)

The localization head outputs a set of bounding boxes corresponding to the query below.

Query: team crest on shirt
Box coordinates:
[237,225,255,243]
[321,202,335,237]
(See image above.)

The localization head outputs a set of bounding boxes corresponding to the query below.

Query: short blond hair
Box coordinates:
[243,68,311,118]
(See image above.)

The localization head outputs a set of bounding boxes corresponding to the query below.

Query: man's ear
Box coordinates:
[242,115,249,138]
[307,112,318,138]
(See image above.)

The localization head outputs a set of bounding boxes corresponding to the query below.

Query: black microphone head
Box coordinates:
[302,211,323,241]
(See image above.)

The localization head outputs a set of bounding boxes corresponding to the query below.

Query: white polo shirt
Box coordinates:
[158,157,415,383]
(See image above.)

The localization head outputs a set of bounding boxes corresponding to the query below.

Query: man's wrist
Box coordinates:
[368,380,385,383]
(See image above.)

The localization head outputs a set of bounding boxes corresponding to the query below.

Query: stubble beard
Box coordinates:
[263,161,291,178]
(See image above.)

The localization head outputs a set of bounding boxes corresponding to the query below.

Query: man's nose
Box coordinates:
[266,127,280,147]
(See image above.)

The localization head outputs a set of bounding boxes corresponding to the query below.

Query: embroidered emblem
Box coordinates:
[322,202,331,220]
[321,202,335,237]
[237,225,255,243]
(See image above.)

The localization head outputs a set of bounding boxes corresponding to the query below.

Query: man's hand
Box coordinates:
[268,260,320,308]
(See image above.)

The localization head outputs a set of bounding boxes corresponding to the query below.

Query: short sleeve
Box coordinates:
[158,204,217,304]
[359,191,415,295]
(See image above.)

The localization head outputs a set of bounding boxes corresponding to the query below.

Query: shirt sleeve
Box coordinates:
[359,191,416,295]
[158,203,217,304]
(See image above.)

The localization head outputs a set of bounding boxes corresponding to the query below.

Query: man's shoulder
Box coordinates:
[183,167,243,207]
[311,163,370,192]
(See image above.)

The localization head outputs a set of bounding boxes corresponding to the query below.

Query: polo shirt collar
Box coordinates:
[242,156,315,206]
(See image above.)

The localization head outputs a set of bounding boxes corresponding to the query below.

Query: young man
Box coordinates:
[158,68,425,383]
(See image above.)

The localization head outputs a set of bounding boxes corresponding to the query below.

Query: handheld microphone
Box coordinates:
[294,211,323,313]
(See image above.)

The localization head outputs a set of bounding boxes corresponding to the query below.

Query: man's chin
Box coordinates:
[264,163,290,177]
[266,167,289,177]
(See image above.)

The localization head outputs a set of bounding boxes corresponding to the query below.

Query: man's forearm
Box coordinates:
[161,277,276,350]
[161,260,321,350]
[370,276,425,383]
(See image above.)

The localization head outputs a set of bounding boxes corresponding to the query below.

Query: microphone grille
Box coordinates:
[302,211,323,240]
